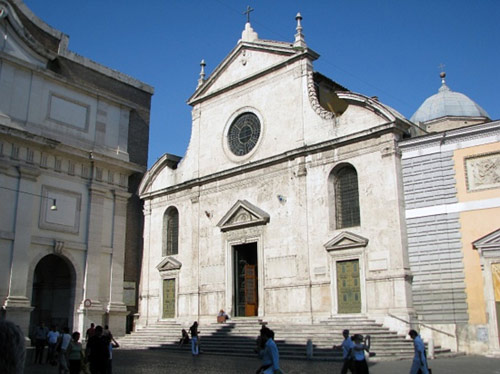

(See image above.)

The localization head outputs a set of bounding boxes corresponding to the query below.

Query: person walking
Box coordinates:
[46,325,60,365]
[256,326,281,374]
[409,330,429,374]
[351,334,370,374]
[189,321,200,356]
[33,322,48,364]
[67,332,83,374]
[58,327,72,374]
[86,325,110,374]
[333,329,354,374]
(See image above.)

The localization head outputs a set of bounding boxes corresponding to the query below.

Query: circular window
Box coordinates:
[227,112,261,156]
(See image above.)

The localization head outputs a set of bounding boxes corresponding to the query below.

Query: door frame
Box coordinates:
[159,271,179,320]
[328,249,367,315]
[224,229,264,318]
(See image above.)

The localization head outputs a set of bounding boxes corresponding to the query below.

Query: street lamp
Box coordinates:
[0,186,57,211]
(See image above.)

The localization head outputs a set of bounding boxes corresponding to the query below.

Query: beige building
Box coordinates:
[139,17,422,336]
[0,0,152,337]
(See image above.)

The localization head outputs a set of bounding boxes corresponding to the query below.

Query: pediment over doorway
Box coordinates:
[473,228,500,257]
[156,257,182,272]
[324,231,368,252]
[217,200,270,232]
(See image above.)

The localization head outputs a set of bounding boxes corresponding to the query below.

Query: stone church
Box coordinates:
[138,16,422,335]
[0,0,152,338]
[138,15,500,355]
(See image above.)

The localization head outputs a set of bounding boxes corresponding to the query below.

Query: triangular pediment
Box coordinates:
[188,39,318,105]
[473,228,500,252]
[156,257,182,272]
[0,4,52,67]
[324,231,369,252]
[217,200,270,232]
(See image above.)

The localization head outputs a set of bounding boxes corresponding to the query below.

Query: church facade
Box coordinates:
[0,0,152,337]
[138,18,421,335]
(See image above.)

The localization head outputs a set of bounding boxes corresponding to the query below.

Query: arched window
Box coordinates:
[334,165,360,228]
[163,207,179,256]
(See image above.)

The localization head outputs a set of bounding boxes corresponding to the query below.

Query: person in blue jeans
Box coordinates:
[189,321,199,356]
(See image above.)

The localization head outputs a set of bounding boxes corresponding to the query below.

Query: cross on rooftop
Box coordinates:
[438,63,446,73]
[243,5,254,23]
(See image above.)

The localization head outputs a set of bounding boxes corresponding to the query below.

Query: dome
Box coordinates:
[411,73,489,124]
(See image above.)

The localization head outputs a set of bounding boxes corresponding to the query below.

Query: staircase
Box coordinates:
[117,316,453,361]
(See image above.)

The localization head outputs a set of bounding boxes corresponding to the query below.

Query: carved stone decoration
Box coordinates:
[217,200,270,232]
[306,71,335,120]
[53,240,64,254]
[465,152,500,192]
[156,256,182,272]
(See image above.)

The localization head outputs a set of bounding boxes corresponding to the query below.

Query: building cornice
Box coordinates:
[141,121,406,200]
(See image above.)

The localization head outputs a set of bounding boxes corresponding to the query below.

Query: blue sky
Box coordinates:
[24,0,500,167]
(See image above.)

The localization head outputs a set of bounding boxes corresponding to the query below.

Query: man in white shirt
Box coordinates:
[58,327,71,374]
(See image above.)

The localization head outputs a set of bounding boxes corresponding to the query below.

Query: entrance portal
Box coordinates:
[233,243,258,317]
[337,259,361,313]
[492,263,500,343]
[30,255,74,330]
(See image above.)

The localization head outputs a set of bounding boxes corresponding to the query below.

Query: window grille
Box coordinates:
[163,207,179,256]
[335,166,360,228]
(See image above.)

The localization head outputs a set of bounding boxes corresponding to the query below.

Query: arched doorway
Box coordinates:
[30,254,75,330]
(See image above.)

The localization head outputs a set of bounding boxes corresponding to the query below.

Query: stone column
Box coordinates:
[77,184,107,332]
[3,166,40,335]
[106,190,131,337]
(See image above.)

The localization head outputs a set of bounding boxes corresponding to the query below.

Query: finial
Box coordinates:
[293,12,306,48]
[243,5,254,24]
[197,59,206,88]
[438,67,450,92]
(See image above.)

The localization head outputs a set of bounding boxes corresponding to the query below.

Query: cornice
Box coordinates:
[141,121,405,200]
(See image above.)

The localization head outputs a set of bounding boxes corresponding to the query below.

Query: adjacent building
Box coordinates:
[401,75,500,355]
[0,0,152,337]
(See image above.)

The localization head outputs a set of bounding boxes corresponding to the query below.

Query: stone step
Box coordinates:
[118,318,453,361]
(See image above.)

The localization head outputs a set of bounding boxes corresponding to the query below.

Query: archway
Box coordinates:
[30,254,75,331]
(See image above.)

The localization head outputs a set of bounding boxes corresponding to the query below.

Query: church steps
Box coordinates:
[118,318,453,361]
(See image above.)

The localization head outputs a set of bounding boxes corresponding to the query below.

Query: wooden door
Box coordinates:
[162,279,175,318]
[337,260,361,313]
[244,264,257,316]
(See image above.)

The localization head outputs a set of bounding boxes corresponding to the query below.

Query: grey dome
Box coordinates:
[411,78,489,123]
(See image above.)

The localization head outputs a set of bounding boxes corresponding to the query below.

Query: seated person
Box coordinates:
[217,309,229,323]
[179,329,190,347]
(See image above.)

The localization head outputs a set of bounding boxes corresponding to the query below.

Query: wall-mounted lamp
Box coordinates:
[0,186,57,211]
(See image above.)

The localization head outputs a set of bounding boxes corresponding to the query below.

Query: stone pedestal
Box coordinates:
[107,302,129,337]
[3,296,34,337]
[76,300,105,341]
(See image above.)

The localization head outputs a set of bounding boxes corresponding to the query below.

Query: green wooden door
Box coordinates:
[162,279,175,318]
[337,260,361,313]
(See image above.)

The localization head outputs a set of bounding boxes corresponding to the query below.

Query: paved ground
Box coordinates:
[24,348,500,374]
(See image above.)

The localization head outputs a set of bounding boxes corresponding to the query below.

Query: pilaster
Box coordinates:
[80,184,107,312]
[4,166,40,335]
[106,190,132,336]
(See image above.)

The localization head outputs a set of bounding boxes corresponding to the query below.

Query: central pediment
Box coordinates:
[217,200,270,232]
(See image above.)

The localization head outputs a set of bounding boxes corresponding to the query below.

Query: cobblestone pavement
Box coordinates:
[24,348,500,374]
